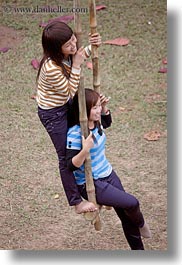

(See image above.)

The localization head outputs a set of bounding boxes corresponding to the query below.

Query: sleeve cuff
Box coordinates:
[84,45,92,58]
[72,67,81,74]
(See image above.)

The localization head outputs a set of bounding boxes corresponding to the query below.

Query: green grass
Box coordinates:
[0,0,167,250]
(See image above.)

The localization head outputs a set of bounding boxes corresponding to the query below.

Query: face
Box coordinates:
[89,98,102,122]
[61,34,77,57]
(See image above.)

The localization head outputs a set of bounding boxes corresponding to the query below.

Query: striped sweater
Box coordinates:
[36,45,91,109]
[66,124,113,185]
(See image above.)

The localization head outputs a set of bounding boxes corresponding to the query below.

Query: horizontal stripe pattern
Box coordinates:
[36,56,82,109]
[67,125,112,185]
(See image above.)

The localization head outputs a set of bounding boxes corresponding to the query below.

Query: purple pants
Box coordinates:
[78,171,145,250]
[38,104,82,206]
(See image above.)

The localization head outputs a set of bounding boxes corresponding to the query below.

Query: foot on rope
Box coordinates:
[84,205,112,222]
[75,201,98,214]
[84,210,99,222]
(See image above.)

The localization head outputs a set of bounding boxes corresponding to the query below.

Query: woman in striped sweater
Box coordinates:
[36,21,101,214]
[66,89,151,250]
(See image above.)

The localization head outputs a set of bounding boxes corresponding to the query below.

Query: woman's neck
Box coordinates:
[64,55,70,60]
[88,120,94,129]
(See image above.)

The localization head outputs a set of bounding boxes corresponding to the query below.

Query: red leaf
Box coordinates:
[39,15,74,28]
[49,15,74,24]
[31,59,40,70]
[158,67,167,73]
[96,5,107,11]
[0,47,11,53]
[30,94,36,100]
[39,22,48,28]
[103,38,130,46]
[144,131,161,141]
[86,61,93,70]
[162,58,167,64]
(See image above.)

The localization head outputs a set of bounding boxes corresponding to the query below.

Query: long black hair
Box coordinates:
[37,21,73,82]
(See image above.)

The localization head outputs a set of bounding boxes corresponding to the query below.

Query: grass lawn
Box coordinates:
[0,0,167,250]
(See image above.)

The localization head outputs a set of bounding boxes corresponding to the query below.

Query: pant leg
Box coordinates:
[78,171,145,250]
[94,171,144,227]
[38,106,82,206]
[114,208,144,250]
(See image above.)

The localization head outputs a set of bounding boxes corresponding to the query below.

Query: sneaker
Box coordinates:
[139,223,152,238]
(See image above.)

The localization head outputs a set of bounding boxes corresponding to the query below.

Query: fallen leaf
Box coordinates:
[31,59,40,70]
[54,194,60,199]
[39,22,48,28]
[144,130,161,141]
[103,38,130,46]
[162,58,167,64]
[119,107,126,111]
[86,61,93,69]
[96,5,107,11]
[0,47,11,53]
[39,15,74,28]
[119,106,133,112]
[158,67,167,73]
[30,94,36,100]
[50,15,74,24]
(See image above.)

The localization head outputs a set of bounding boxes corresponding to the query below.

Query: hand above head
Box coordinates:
[100,94,110,114]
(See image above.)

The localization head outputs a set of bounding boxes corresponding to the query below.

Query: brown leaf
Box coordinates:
[96,5,107,11]
[31,59,40,70]
[119,107,126,112]
[144,130,161,141]
[103,38,130,46]
[119,106,133,112]
[86,61,93,70]
[0,47,11,53]
[158,67,167,73]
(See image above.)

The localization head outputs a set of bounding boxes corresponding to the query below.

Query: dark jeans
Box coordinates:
[38,104,82,206]
[78,170,145,250]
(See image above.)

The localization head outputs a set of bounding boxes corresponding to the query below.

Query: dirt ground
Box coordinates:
[0,0,167,251]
